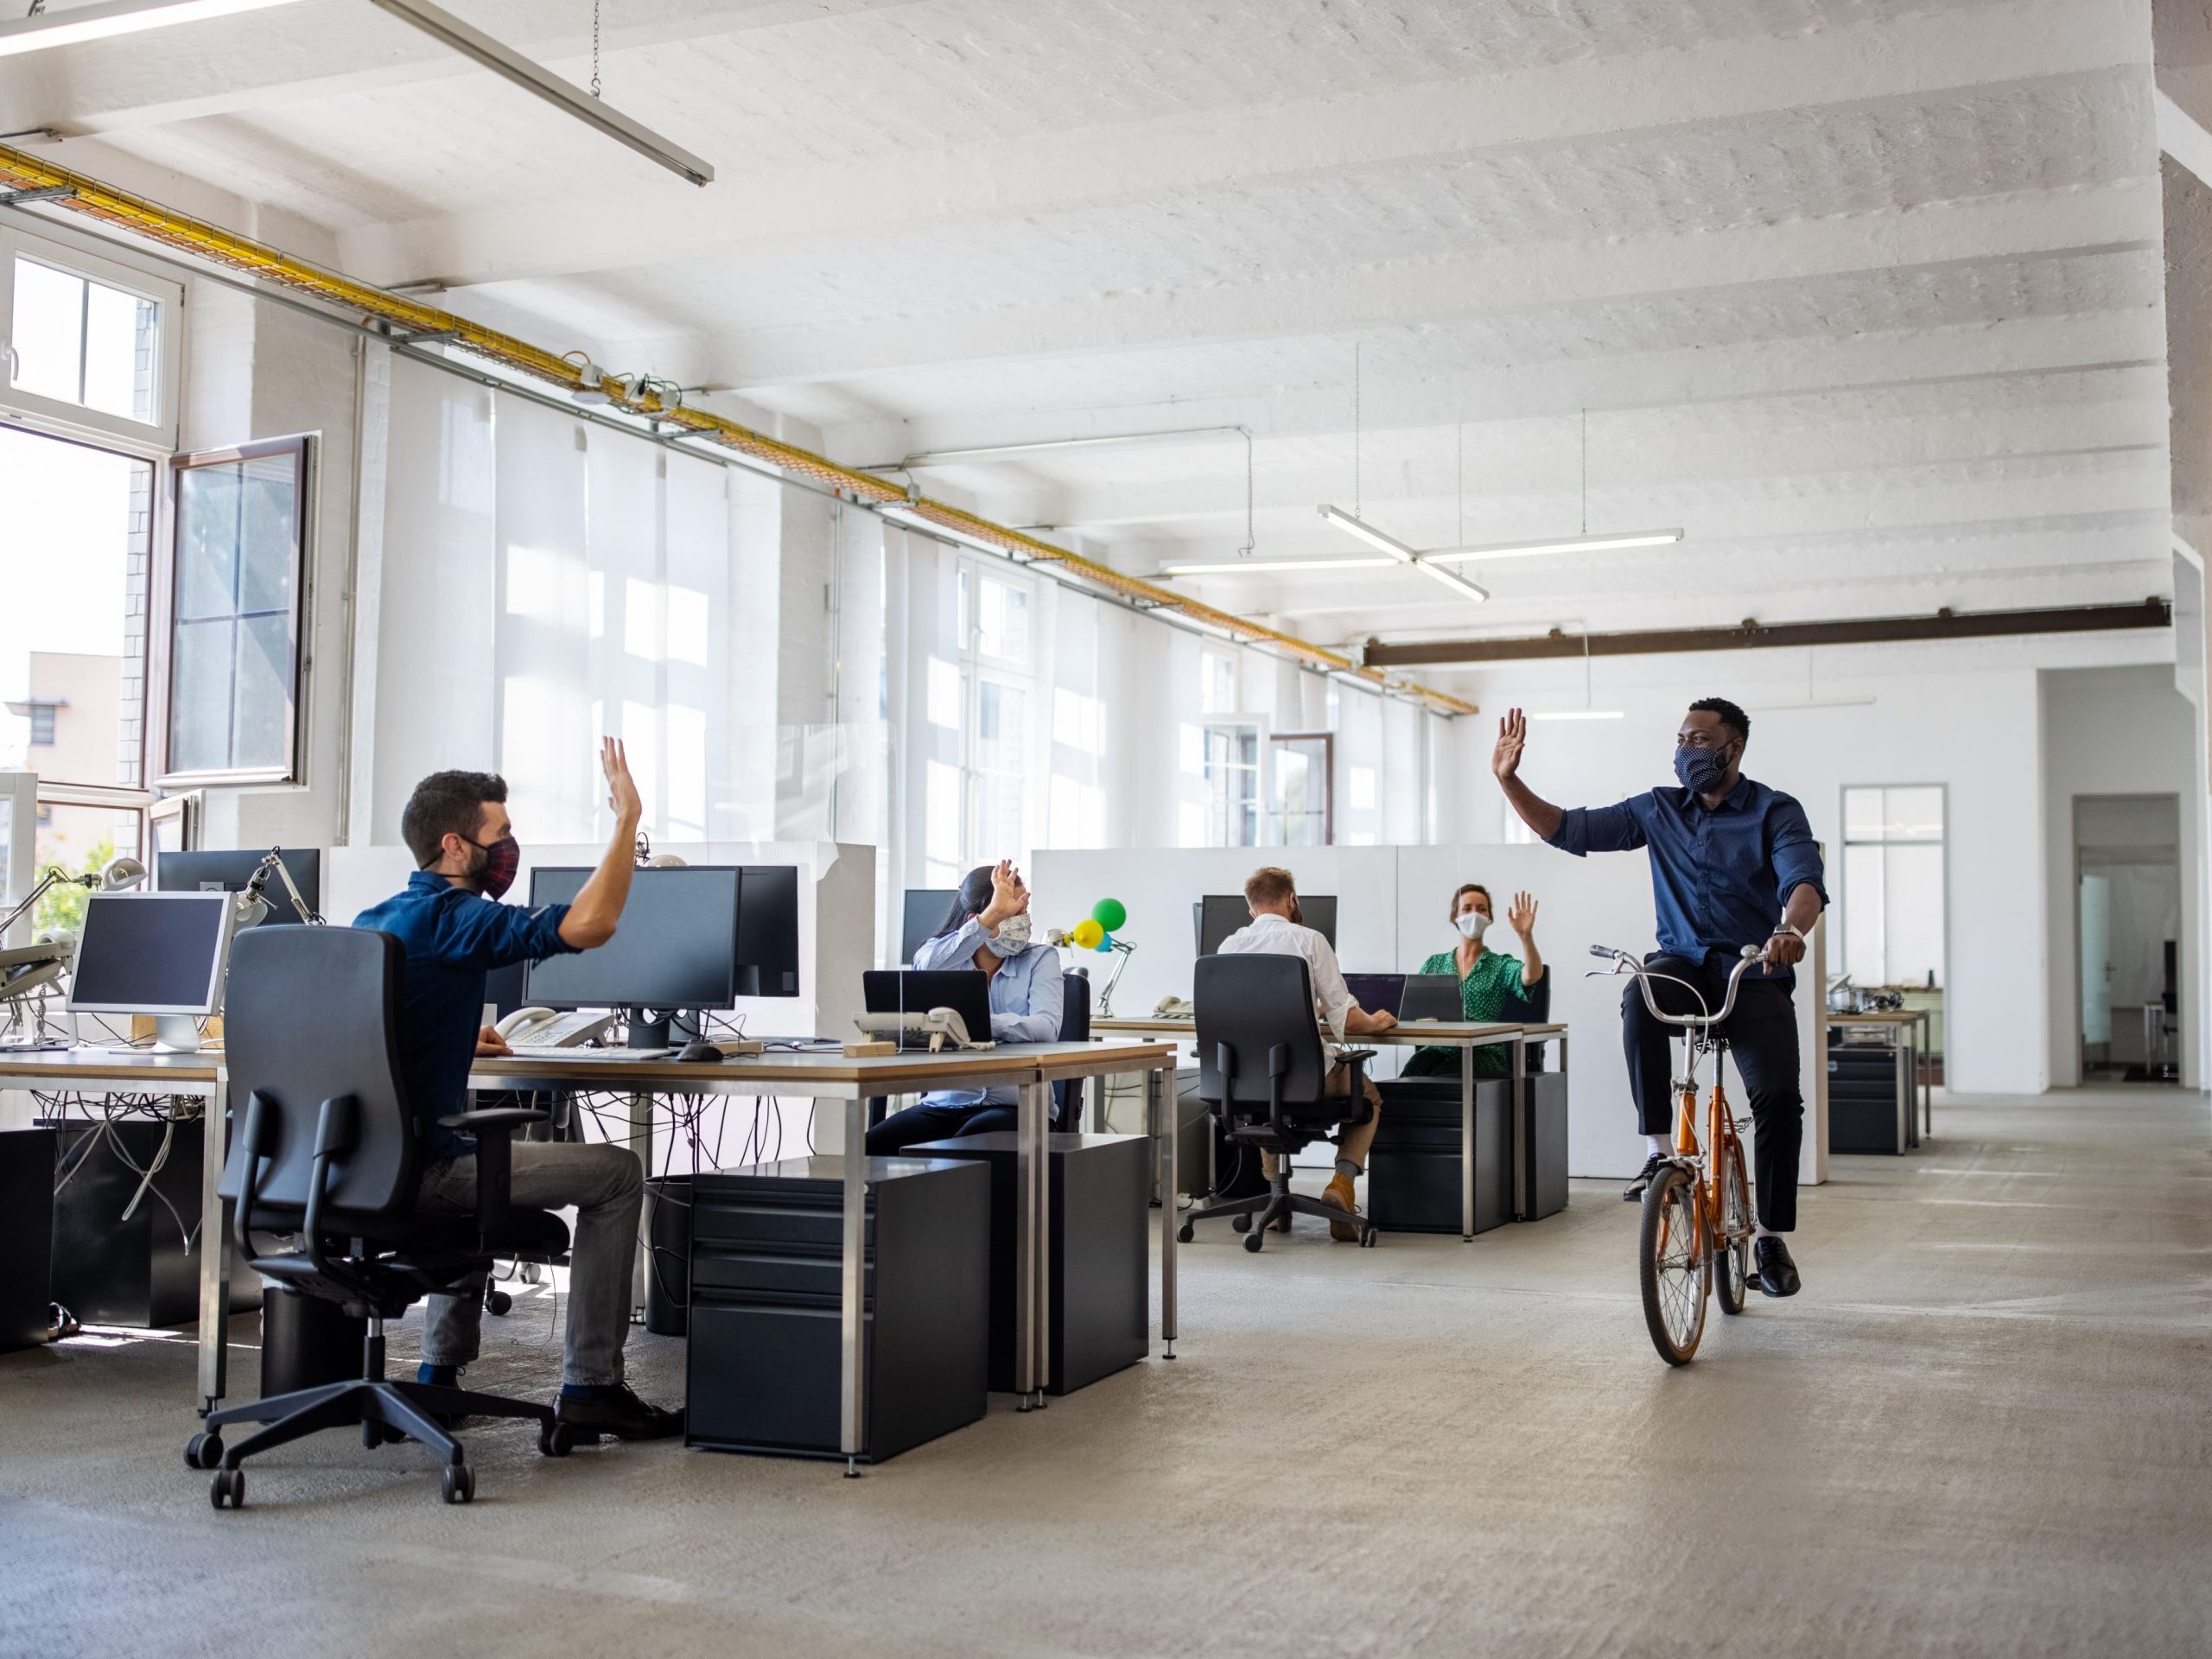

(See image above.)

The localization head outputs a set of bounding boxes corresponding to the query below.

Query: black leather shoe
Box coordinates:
[1623,1153,1666,1202]
[1754,1236,1802,1298]
[555,1383,683,1442]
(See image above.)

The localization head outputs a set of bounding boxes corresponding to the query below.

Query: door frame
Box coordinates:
[2070,791,2185,1084]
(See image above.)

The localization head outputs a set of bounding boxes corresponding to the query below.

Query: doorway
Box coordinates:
[2075,795,2181,1083]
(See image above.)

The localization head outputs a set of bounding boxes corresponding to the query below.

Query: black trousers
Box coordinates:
[1622,953,1802,1233]
[865,1100,1017,1156]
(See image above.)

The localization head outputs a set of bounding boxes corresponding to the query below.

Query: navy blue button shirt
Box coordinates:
[354,870,578,1160]
[1545,776,1828,984]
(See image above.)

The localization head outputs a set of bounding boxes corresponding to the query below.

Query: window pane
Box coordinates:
[926,657,961,729]
[1883,786,1943,842]
[1881,843,1944,985]
[973,772,1023,855]
[976,679,1025,772]
[231,612,292,770]
[176,462,242,620]
[1840,843,1883,983]
[1841,785,1884,841]
[169,618,235,772]
[81,280,154,421]
[11,258,83,405]
[975,577,1028,664]
[925,759,962,868]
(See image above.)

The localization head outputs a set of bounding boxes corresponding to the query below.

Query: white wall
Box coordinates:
[2040,664,2204,1087]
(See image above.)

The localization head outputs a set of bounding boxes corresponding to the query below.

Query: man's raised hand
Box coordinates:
[1492,708,1528,784]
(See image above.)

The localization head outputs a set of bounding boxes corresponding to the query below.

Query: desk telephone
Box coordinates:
[495,1007,616,1049]
[851,1007,995,1052]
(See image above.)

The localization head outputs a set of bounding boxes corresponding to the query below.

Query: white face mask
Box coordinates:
[992,912,1033,950]
[1455,911,1491,942]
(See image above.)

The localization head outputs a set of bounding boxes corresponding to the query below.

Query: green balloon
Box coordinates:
[1091,897,1128,932]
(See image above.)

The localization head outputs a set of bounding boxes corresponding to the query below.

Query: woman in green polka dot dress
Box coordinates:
[1401,882,1547,1077]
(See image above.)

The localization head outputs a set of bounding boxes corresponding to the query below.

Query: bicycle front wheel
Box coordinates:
[1639,1162,1707,1364]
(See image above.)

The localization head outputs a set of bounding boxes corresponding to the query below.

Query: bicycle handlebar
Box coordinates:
[1587,943,1769,1032]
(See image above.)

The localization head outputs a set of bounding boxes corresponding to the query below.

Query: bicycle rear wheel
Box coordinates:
[1715,1135,1752,1316]
[1638,1162,1707,1364]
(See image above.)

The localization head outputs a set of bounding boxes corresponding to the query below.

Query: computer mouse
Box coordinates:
[676,1040,724,1064]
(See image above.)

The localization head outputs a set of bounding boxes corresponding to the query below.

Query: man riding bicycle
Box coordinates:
[1493,696,1826,1298]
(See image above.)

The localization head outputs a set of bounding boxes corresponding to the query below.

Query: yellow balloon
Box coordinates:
[1071,918,1105,950]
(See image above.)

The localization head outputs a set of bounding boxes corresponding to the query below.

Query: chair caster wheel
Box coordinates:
[1243,1232,1264,1253]
[441,1461,474,1504]
[518,1262,543,1285]
[209,1466,244,1510]
[538,1421,575,1458]
[1230,1214,1251,1233]
[186,1432,223,1470]
[1175,1223,1194,1244]
[1359,1230,1379,1249]
[486,1288,513,1316]
[364,1421,385,1449]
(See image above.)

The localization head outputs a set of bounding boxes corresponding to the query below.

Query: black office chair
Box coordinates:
[188,925,577,1510]
[1178,953,1379,1251]
[1053,969,1092,1129]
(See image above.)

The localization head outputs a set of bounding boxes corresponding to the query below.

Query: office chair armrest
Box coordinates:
[1341,1049,1375,1126]
[436,1107,552,1134]
[437,1109,549,1240]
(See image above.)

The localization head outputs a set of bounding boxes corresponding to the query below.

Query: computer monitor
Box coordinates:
[157,848,321,926]
[1342,973,1405,1020]
[1194,892,1337,955]
[901,888,957,964]
[66,890,236,1052]
[735,865,800,998]
[522,867,741,1045]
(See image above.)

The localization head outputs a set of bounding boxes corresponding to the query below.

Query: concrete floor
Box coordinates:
[3,1088,2207,1659]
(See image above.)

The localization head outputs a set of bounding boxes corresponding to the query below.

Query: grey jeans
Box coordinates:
[416,1141,644,1389]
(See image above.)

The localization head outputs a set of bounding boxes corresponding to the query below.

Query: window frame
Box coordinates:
[1268,729,1334,846]
[1838,782,1948,989]
[0,226,182,454]
[156,433,314,787]
[949,557,1039,866]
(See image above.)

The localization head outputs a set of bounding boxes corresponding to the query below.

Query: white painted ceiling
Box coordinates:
[2,0,2171,678]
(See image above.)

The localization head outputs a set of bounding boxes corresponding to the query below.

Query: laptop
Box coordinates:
[861,969,998,1051]
[1398,974,1465,1023]
[1342,973,1405,1020]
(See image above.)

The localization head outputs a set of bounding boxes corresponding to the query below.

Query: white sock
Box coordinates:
[1644,1134,1670,1157]
[1753,1224,1777,1242]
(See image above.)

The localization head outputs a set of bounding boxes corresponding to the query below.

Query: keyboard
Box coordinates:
[508,1046,675,1062]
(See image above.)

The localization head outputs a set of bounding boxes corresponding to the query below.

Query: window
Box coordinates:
[1840,785,1944,988]
[1,231,181,450]
[163,436,309,782]
[938,561,1038,867]
[0,423,152,922]
[1200,721,1262,847]
[1270,732,1332,845]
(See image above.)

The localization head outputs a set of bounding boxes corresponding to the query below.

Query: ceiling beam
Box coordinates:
[650,192,2159,387]
[1361,601,2171,668]
[325,0,2143,289]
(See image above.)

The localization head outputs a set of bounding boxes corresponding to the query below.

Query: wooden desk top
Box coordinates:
[1093,1016,1537,1045]
[1829,1010,1920,1027]
[472,1037,1176,1094]
[0,1046,224,1088]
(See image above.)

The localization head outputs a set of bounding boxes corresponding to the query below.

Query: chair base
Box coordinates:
[1179,1173,1377,1249]
[193,1378,563,1505]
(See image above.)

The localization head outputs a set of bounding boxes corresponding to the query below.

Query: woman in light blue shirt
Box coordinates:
[866,860,1065,1154]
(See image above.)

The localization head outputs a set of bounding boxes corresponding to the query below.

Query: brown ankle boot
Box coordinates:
[1322,1173,1361,1242]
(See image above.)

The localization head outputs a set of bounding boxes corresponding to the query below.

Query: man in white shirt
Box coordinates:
[1216,866,1397,1239]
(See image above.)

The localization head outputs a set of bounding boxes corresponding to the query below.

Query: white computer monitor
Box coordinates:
[66,889,237,1052]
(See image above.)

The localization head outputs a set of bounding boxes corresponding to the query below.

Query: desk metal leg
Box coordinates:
[1459,1045,1475,1242]
[1089,1072,1106,1135]
[194,1074,231,1415]
[1920,1009,1933,1137]
[840,1095,866,1476]
[1015,1078,1049,1408]
[1510,1037,1528,1222]
[1155,1064,1177,1358]
[626,1087,653,1318]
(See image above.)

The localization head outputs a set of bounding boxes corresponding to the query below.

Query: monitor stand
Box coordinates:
[147,1015,205,1054]
[626,1010,673,1051]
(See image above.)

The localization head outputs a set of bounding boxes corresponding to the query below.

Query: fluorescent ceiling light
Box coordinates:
[1526,709,1625,721]
[1318,504,1488,601]
[1158,556,1394,576]
[366,0,715,187]
[1425,529,1684,564]
[0,0,302,56]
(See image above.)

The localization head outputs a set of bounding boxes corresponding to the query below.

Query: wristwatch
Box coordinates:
[1770,920,1805,941]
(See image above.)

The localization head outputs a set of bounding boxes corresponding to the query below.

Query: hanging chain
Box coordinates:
[590,0,602,99]
[1580,406,1588,536]
[1456,421,1464,548]
[1238,427,1255,556]
[1352,342,1362,518]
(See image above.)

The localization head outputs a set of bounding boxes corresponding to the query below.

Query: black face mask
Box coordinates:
[1674,744,1732,797]
[461,835,521,899]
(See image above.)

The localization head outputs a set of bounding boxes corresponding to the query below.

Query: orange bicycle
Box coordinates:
[1588,943,1765,1365]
